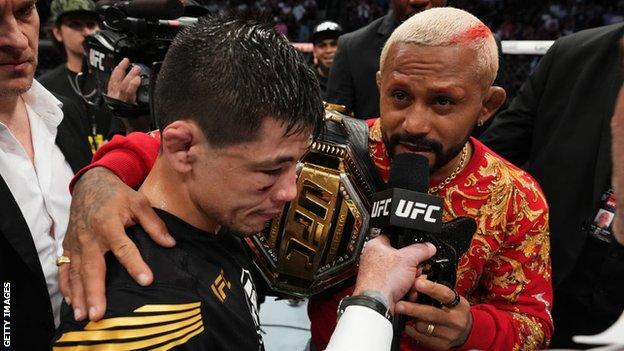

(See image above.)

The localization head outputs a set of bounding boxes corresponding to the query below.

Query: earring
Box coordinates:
[477,120,483,127]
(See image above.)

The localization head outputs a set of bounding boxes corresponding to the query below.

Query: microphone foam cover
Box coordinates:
[388,153,429,192]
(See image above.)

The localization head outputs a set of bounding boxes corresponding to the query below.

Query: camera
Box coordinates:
[84,0,199,119]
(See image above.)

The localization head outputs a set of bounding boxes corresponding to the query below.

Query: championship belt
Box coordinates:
[244,108,383,298]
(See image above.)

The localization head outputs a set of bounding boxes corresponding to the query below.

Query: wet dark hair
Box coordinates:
[154,15,324,147]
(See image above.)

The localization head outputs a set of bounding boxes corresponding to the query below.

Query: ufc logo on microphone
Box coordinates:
[370,189,444,233]
[371,198,392,218]
[395,199,441,223]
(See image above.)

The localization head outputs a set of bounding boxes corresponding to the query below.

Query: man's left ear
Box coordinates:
[161,121,202,173]
[478,86,506,124]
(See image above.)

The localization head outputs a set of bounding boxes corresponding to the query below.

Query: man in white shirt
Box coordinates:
[0,0,91,348]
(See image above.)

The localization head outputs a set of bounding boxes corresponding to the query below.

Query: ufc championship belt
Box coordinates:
[244,107,384,298]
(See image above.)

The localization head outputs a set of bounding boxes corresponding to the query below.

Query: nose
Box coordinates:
[403,104,433,136]
[272,167,298,203]
[0,17,29,52]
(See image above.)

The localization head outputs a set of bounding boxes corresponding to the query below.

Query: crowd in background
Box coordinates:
[184,0,624,42]
[34,0,624,44]
[459,0,624,40]
[34,0,624,98]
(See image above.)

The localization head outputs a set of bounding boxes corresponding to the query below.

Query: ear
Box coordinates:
[161,121,203,174]
[477,86,506,125]
[376,71,382,90]
[52,26,63,42]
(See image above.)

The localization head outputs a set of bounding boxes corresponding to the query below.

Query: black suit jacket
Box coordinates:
[0,94,91,350]
[325,11,505,121]
[480,23,624,287]
[325,11,398,120]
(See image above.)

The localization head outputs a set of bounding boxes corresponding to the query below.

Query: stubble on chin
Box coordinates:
[0,82,32,99]
[0,67,35,99]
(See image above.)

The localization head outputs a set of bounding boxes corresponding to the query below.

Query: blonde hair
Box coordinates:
[379,7,498,86]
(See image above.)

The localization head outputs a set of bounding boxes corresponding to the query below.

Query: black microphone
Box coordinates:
[370,153,442,351]
[97,0,185,20]
[370,153,444,248]
[369,153,477,351]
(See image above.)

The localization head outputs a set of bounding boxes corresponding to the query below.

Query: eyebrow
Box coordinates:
[387,77,465,94]
[430,85,466,94]
[252,155,298,169]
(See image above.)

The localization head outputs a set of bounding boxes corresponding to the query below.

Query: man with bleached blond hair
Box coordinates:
[311,7,553,350]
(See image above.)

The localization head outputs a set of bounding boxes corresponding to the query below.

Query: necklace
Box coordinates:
[428,143,469,194]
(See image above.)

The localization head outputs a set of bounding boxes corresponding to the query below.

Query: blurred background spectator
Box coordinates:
[34,0,624,101]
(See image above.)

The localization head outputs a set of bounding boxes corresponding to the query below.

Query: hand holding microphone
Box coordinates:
[353,235,437,315]
[369,153,477,350]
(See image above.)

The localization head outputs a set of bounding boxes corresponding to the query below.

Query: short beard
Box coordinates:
[386,133,468,173]
[0,83,32,99]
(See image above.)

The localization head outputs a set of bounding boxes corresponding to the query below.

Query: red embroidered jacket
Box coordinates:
[73,119,553,350]
[309,119,553,351]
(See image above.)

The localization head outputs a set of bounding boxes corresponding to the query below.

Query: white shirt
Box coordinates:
[0,80,75,327]
[325,306,393,351]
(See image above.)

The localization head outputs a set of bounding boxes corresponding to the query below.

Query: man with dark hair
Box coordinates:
[0,0,92,349]
[38,0,115,149]
[53,15,321,349]
[310,21,343,99]
[53,16,438,350]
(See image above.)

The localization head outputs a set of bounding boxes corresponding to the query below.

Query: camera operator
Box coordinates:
[38,0,118,150]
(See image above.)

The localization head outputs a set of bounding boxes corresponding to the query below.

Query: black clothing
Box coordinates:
[480,23,624,348]
[315,66,329,100]
[0,94,91,351]
[325,11,398,119]
[551,236,624,348]
[325,11,505,120]
[54,209,264,351]
[38,64,120,142]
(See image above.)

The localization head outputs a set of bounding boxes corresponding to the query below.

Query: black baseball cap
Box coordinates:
[310,21,343,44]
